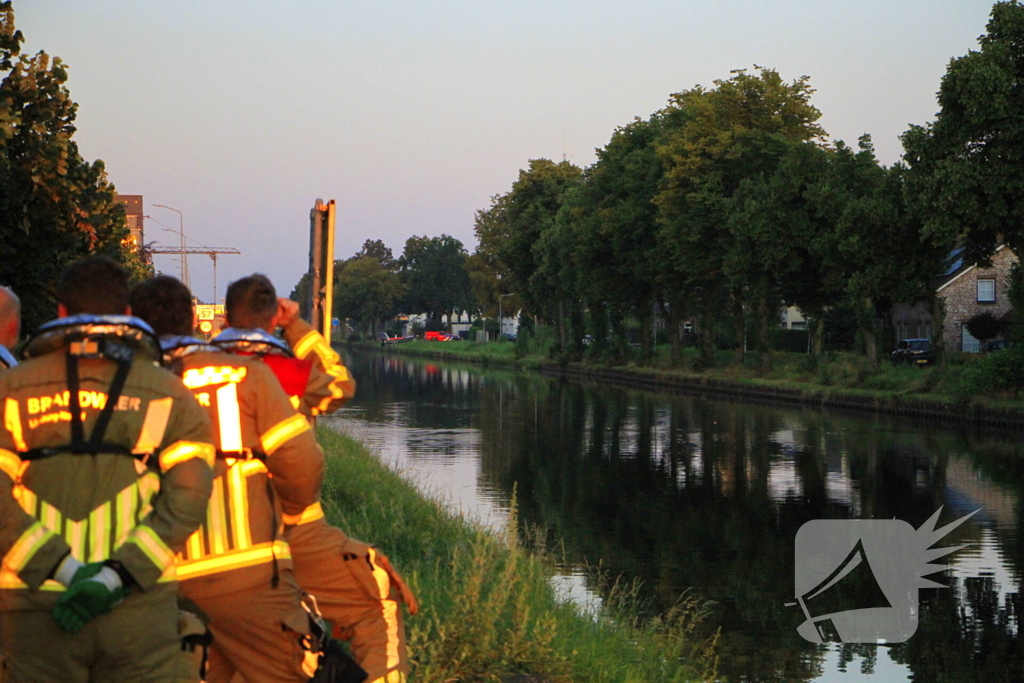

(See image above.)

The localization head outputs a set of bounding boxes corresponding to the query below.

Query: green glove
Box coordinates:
[53,565,130,633]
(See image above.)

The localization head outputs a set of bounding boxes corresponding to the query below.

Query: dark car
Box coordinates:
[891,339,935,366]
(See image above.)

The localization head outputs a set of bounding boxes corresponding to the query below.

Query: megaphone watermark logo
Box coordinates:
[790,507,978,644]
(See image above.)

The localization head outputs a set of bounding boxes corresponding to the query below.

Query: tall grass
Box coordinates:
[315,427,718,683]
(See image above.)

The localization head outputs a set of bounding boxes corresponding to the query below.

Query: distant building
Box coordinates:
[116,194,145,253]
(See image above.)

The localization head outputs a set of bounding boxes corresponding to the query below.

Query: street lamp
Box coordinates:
[498,293,515,340]
[152,204,188,290]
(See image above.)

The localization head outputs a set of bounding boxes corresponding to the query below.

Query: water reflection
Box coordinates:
[323,351,1024,682]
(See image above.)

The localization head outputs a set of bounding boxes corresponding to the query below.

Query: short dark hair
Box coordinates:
[129,276,193,337]
[57,256,130,315]
[225,274,277,330]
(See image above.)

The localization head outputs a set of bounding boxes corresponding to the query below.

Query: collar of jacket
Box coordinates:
[25,314,162,363]
[212,327,294,357]
[160,334,221,363]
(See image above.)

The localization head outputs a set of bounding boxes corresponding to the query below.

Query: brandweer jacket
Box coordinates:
[0,316,215,610]
[163,338,324,596]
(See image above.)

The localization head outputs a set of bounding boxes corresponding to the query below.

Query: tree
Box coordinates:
[0,2,149,334]
[902,1,1024,267]
[353,238,397,271]
[655,67,826,366]
[398,234,474,329]
[334,256,405,336]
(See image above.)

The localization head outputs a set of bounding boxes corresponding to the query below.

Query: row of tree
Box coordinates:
[315,1,1024,370]
[473,1,1024,369]
[0,2,149,334]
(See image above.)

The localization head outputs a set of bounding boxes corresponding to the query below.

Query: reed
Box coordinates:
[315,427,718,683]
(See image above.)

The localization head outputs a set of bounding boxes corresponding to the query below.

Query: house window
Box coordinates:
[962,325,981,353]
[977,279,996,303]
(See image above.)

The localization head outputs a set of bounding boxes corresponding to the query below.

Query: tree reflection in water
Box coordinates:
[332,352,1024,682]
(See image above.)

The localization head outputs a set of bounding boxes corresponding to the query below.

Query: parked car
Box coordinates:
[891,339,935,366]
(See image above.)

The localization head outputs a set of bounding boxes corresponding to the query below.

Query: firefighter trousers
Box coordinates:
[288,519,416,683]
[0,588,182,683]
[187,567,315,683]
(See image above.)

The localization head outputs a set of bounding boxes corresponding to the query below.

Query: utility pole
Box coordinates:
[307,199,336,340]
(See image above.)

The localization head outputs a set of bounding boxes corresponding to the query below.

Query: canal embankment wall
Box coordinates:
[358,344,1024,430]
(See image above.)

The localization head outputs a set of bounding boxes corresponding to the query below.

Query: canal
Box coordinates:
[321,350,1023,683]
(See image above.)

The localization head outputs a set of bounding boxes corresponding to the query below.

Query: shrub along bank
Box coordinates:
[363,338,1024,427]
[315,427,718,683]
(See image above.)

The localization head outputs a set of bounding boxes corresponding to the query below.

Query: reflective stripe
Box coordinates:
[4,398,26,451]
[289,395,301,410]
[125,524,175,571]
[185,526,205,559]
[260,413,310,456]
[39,501,61,536]
[227,464,251,549]
[0,573,64,591]
[65,518,86,561]
[182,365,247,389]
[216,383,243,452]
[368,547,401,671]
[138,471,161,517]
[88,502,111,563]
[237,459,267,476]
[159,441,215,471]
[114,484,137,546]
[2,522,56,573]
[207,477,228,555]
[282,501,324,526]
[367,671,407,683]
[176,540,291,581]
[133,397,173,454]
[292,331,321,360]
[0,449,20,481]
[15,486,36,516]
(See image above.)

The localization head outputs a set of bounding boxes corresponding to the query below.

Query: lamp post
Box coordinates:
[152,204,188,289]
[498,293,515,340]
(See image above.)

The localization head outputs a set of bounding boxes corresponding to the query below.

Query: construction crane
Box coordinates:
[149,245,241,304]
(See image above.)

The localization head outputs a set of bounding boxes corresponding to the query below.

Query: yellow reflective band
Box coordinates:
[115,484,137,546]
[65,518,86,561]
[237,459,267,476]
[227,464,252,550]
[182,365,247,390]
[39,500,61,537]
[159,441,215,471]
[175,540,291,581]
[0,572,65,591]
[282,501,324,526]
[15,486,36,516]
[207,477,228,555]
[88,501,112,563]
[185,527,205,561]
[0,449,21,481]
[367,671,407,683]
[368,547,402,671]
[125,524,175,571]
[289,395,301,410]
[4,398,26,451]
[133,397,173,454]
[260,413,310,456]
[138,472,161,518]
[292,331,320,360]
[216,383,244,452]
[2,522,55,573]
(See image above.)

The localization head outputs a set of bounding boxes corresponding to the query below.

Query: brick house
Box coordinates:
[937,245,1016,352]
[892,246,1016,353]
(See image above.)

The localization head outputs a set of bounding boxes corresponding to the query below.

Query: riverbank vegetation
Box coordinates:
[315,427,719,682]
[368,333,1024,409]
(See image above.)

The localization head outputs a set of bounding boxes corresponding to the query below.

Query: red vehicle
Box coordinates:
[424,331,460,341]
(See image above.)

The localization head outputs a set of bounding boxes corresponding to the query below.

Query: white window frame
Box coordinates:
[977,279,996,303]
[962,325,981,353]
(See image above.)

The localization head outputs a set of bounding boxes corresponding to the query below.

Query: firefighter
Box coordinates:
[0,256,215,683]
[215,274,417,683]
[0,285,20,370]
[130,275,358,683]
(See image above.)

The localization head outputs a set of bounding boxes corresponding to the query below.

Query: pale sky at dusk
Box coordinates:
[18,0,996,303]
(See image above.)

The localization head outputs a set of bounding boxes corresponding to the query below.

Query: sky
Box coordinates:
[17,0,998,304]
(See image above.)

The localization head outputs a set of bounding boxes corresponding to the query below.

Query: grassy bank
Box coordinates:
[364,338,1024,414]
[315,427,718,683]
